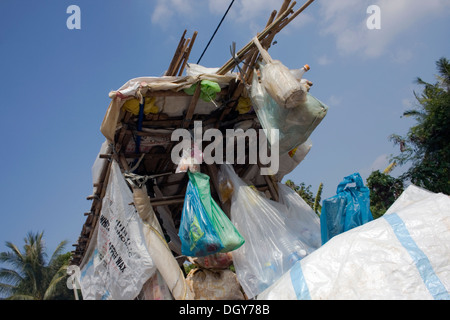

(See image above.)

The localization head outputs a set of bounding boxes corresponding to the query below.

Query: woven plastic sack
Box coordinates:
[250,65,328,155]
[178,178,224,257]
[188,171,245,253]
[259,185,450,300]
[320,172,373,244]
[221,164,320,299]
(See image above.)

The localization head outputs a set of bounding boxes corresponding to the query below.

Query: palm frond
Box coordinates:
[436,57,450,85]
[49,240,68,266]
[3,242,24,263]
[7,294,35,300]
[402,109,426,119]
[43,264,68,300]
[0,268,24,285]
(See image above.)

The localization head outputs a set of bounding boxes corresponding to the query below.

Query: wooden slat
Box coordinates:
[183,82,202,129]
[166,30,187,76]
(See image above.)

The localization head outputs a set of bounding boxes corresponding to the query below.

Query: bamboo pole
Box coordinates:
[178,31,198,76]
[216,0,316,75]
[166,30,187,76]
[277,0,292,18]
[216,1,297,75]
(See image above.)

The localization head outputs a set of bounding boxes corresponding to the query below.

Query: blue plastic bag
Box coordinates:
[320,173,373,244]
[178,179,224,257]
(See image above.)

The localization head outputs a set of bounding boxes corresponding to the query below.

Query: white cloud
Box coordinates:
[327,95,342,107]
[390,48,413,64]
[370,154,389,172]
[402,98,413,110]
[151,1,174,28]
[318,0,450,59]
[317,54,332,66]
[152,0,314,33]
[360,153,390,182]
[151,0,201,29]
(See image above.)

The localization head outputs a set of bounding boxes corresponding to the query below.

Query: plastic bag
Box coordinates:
[188,171,245,253]
[221,164,320,299]
[320,172,373,244]
[122,97,159,115]
[138,271,173,300]
[250,64,328,155]
[184,80,221,102]
[178,179,224,257]
[277,183,321,251]
[188,252,233,269]
[275,139,312,181]
[253,37,307,108]
[186,268,246,300]
[175,144,202,173]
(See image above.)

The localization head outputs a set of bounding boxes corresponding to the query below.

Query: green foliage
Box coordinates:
[0,231,74,300]
[390,57,450,195]
[366,170,404,219]
[285,180,323,215]
[313,183,323,215]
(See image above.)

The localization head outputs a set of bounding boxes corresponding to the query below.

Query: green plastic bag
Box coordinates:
[184,80,221,102]
[188,171,245,253]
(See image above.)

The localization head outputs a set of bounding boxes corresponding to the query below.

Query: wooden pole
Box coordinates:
[178,31,198,76]
[216,0,316,75]
[166,30,187,76]
[216,1,297,75]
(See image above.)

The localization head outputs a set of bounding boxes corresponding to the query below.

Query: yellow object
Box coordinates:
[288,147,298,158]
[236,97,252,114]
[122,97,159,115]
[383,162,397,174]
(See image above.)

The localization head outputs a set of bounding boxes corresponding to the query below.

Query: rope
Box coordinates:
[196,0,235,64]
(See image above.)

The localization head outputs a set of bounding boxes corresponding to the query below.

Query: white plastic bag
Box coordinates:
[81,161,156,300]
[276,139,312,181]
[221,164,320,299]
[258,185,450,300]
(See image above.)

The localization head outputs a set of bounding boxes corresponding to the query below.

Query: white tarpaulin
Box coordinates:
[79,161,156,300]
[258,185,450,300]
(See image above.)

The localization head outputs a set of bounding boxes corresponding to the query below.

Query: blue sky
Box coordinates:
[0,0,449,256]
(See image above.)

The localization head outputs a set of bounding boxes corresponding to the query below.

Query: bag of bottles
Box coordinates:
[250,63,328,155]
[320,172,373,244]
[253,37,308,108]
[220,164,320,299]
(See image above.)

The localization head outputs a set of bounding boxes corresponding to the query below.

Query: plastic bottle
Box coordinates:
[297,64,310,79]
[279,238,302,265]
[258,261,277,292]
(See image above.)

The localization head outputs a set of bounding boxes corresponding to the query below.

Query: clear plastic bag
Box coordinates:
[253,37,307,108]
[250,65,328,155]
[220,164,321,299]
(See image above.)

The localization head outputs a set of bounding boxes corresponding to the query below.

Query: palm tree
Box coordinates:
[0,231,71,300]
[389,57,450,194]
